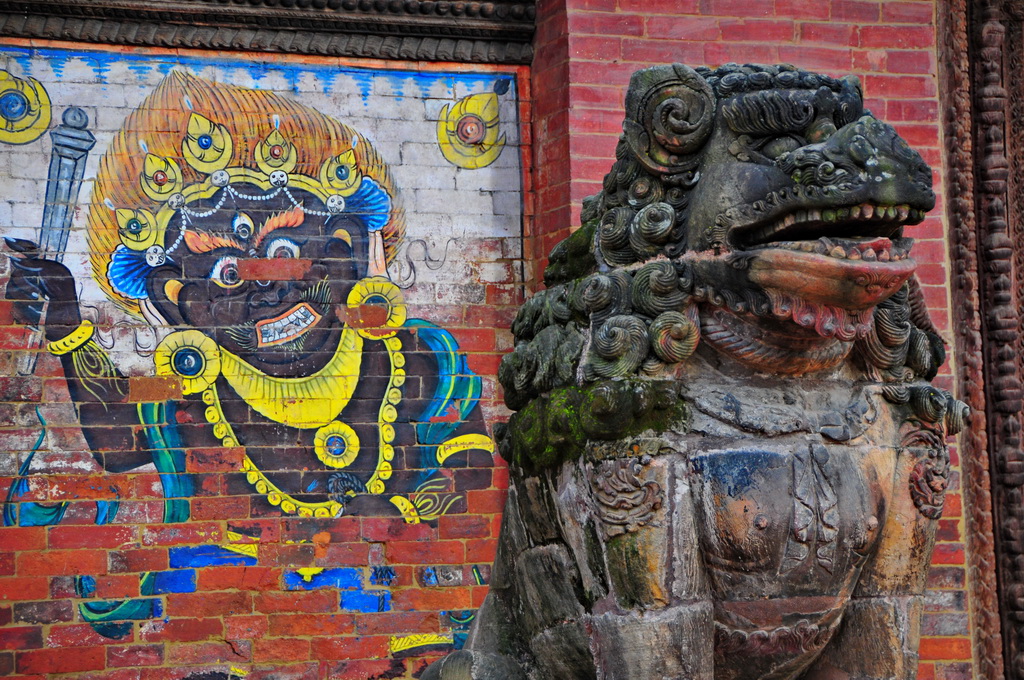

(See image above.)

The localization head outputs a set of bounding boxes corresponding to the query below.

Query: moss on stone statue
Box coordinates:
[543,220,598,287]
[498,377,689,471]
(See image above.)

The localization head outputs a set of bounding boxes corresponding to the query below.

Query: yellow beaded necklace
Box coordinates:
[202,332,405,518]
[153,276,410,518]
[218,327,363,429]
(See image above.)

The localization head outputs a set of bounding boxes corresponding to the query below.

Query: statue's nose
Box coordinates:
[826,115,933,192]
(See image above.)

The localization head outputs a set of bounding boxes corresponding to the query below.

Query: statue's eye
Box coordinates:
[266,238,299,259]
[761,135,803,159]
[210,256,243,288]
[232,212,255,240]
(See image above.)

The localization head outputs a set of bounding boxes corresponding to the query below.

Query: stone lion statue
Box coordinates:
[423,63,968,680]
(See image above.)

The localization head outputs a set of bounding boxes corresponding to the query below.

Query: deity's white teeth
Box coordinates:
[255,303,322,347]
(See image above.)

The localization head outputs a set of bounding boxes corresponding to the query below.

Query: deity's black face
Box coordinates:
[147,183,369,376]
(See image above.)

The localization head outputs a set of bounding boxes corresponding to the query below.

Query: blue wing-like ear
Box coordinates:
[345,177,393,233]
[107,246,151,299]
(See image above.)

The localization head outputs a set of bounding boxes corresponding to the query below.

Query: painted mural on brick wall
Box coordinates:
[0,46,522,677]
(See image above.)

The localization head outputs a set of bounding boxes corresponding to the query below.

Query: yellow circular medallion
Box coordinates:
[314,421,360,469]
[154,330,221,395]
[346,277,406,339]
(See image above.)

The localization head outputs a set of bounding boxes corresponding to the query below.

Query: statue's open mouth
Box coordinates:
[255,302,323,347]
[731,201,926,312]
[735,202,925,252]
[750,234,914,261]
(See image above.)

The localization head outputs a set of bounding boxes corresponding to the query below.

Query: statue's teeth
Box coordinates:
[849,205,861,218]
[830,246,846,258]
[861,204,874,218]
[897,205,909,220]
[808,209,821,221]
[823,209,836,222]
[862,248,877,261]
[848,249,862,260]
[878,250,891,261]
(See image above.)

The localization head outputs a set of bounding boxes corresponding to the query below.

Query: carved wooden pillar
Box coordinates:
[942,0,1024,677]
[994,2,1024,676]
[938,1,1001,677]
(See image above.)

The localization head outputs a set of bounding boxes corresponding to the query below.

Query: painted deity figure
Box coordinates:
[5,72,493,530]
[424,63,969,680]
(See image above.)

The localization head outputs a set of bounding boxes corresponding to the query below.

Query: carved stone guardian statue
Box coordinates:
[423,63,968,680]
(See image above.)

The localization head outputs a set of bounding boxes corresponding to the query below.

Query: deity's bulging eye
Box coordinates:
[266,238,299,259]
[232,212,255,240]
[210,256,243,288]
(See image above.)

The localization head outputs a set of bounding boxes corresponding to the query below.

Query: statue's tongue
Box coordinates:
[747,246,917,311]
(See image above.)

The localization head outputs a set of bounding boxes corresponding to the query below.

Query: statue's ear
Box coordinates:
[622,63,716,175]
[837,75,864,127]
[145,265,187,327]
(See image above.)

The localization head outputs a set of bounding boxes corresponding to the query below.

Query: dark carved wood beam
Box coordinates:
[942,0,1024,677]
[938,4,1003,678]
[0,0,535,64]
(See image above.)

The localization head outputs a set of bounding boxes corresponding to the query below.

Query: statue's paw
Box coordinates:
[420,650,527,680]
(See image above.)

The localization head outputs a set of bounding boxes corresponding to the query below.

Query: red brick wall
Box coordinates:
[531,2,973,678]
[0,43,528,679]
[0,2,974,677]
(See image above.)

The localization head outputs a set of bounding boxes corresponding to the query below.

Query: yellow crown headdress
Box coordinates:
[86,71,405,319]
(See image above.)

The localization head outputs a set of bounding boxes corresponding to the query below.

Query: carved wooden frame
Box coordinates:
[940,0,1024,677]
[0,0,535,64]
